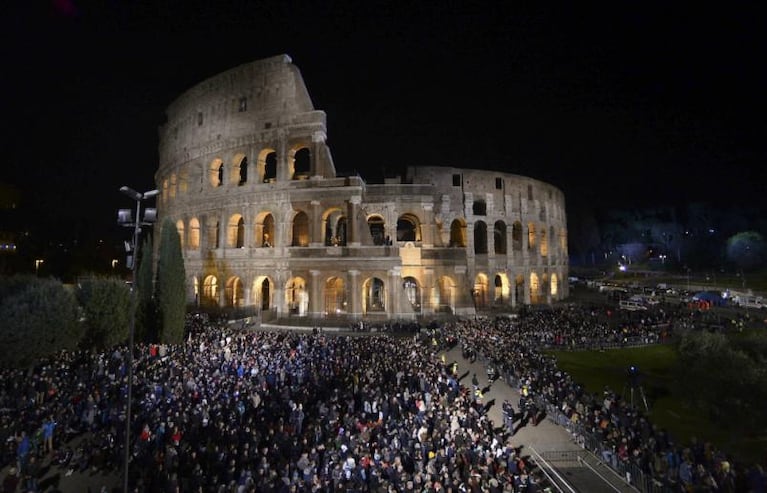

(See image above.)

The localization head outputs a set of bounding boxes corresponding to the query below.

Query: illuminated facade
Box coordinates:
[156,55,568,320]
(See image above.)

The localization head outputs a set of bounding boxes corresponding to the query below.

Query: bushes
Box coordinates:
[0,276,82,367]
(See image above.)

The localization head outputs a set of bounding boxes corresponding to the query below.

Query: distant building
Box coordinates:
[156,55,568,320]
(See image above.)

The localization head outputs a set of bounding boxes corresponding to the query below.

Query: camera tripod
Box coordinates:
[623,384,649,413]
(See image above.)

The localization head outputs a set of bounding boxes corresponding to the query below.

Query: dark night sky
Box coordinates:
[2,1,766,242]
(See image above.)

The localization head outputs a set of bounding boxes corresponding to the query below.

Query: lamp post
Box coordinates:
[117,186,158,493]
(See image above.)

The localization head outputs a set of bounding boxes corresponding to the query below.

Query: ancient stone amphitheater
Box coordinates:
[156,54,568,322]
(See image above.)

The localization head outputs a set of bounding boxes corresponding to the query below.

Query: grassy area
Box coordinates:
[548,345,765,463]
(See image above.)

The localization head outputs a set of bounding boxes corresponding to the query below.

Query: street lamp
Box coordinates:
[117,185,158,493]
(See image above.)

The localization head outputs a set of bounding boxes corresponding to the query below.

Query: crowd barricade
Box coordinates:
[503,370,678,493]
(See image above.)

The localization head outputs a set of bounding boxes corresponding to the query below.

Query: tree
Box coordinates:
[726,231,766,271]
[77,277,131,349]
[0,276,82,367]
[157,218,186,343]
[136,235,157,342]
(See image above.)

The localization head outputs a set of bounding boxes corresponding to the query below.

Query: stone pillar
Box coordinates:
[466,223,475,258]
[421,203,434,247]
[523,271,531,305]
[310,200,322,247]
[387,268,401,318]
[347,196,362,246]
[310,270,322,318]
[422,269,434,315]
[510,276,517,308]
[277,131,290,182]
[274,269,287,317]
[311,131,326,177]
[348,270,361,319]
[487,220,495,260]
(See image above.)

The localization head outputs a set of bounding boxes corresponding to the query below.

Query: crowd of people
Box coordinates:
[1,314,547,492]
[447,305,766,493]
[1,303,764,492]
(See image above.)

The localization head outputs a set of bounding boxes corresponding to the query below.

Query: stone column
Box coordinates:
[421,203,434,247]
[310,270,322,318]
[310,200,322,247]
[523,270,531,305]
[387,268,402,318]
[422,269,434,315]
[466,223,475,258]
[347,196,362,246]
[273,269,287,317]
[311,131,326,177]
[277,131,290,182]
[348,270,361,319]
[510,276,517,308]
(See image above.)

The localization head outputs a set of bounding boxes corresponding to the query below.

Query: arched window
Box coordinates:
[494,221,507,254]
[203,275,218,306]
[396,214,421,242]
[292,211,309,247]
[335,217,347,246]
[292,147,311,179]
[494,274,505,303]
[368,215,386,245]
[551,273,559,296]
[472,199,487,216]
[227,215,245,248]
[189,218,200,249]
[449,219,466,247]
[325,277,346,314]
[169,174,177,199]
[176,220,185,250]
[527,223,536,251]
[209,159,224,187]
[402,277,420,312]
[540,228,548,257]
[474,221,488,254]
[238,156,248,185]
[529,272,540,304]
[512,222,523,251]
[253,276,272,311]
[364,277,386,312]
[261,214,275,247]
[437,276,455,313]
[473,274,488,309]
[286,277,308,315]
[225,277,244,307]
[264,152,277,182]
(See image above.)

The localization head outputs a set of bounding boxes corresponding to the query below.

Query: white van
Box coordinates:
[619,300,647,311]
[732,294,765,309]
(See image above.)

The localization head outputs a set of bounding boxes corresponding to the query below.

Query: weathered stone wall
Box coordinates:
[156,55,568,321]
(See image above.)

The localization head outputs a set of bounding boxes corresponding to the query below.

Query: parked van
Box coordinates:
[619,300,647,311]
[732,294,765,309]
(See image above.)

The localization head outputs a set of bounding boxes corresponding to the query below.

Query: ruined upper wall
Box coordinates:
[158,54,327,170]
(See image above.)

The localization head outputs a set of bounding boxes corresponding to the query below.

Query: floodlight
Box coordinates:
[119,186,142,201]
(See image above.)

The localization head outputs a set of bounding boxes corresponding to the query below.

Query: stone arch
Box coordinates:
[176,219,185,249]
[473,273,489,309]
[227,214,245,248]
[202,275,219,307]
[189,217,200,249]
[286,277,308,315]
[363,277,386,313]
[515,274,525,304]
[367,214,386,245]
[527,222,536,251]
[449,218,467,247]
[291,146,311,179]
[493,273,509,304]
[169,173,177,199]
[402,276,421,312]
[252,276,273,311]
[551,273,559,296]
[225,276,244,307]
[209,158,224,187]
[494,220,507,254]
[258,148,277,183]
[529,272,541,304]
[396,213,421,242]
[323,208,347,246]
[291,211,309,247]
[540,228,548,257]
[474,221,488,254]
[324,276,347,314]
[231,153,248,185]
[512,221,523,251]
[255,212,275,247]
[436,276,455,313]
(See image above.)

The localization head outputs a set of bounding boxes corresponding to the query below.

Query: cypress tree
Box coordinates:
[136,235,156,342]
[157,218,187,343]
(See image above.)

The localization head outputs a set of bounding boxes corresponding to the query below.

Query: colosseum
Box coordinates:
[156,54,568,323]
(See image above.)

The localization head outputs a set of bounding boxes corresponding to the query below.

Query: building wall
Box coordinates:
[156,55,568,320]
